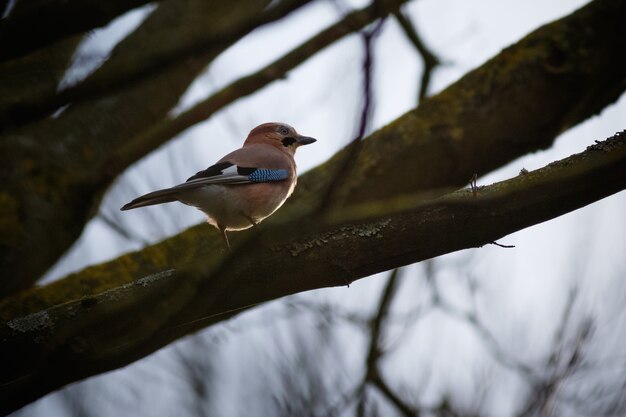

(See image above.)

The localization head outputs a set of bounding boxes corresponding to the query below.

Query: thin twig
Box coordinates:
[371,372,419,417]
[547,285,579,367]
[360,269,421,416]
[489,241,515,249]
[469,173,478,196]
[367,268,401,365]
[393,9,440,102]
[516,287,589,417]
[111,1,408,174]
[97,212,150,246]
[425,261,536,378]
[316,17,386,214]
[0,0,314,132]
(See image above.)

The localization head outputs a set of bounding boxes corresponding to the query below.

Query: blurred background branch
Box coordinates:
[393,9,440,102]
[2,0,624,298]
[1,0,626,415]
[2,129,625,414]
[0,0,315,131]
[0,0,152,61]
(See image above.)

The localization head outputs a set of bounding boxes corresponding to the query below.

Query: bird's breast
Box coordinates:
[179,181,294,231]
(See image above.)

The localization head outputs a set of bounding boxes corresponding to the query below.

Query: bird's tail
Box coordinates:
[120,187,179,211]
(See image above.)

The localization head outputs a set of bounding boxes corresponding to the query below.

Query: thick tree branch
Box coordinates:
[0,35,83,132]
[0,0,292,295]
[0,0,314,131]
[111,0,405,174]
[1,129,625,414]
[1,0,624,297]
[0,0,153,62]
[0,0,411,297]
[109,0,626,258]
[0,0,623,412]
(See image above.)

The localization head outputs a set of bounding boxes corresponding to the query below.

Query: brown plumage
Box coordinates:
[121,122,316,248]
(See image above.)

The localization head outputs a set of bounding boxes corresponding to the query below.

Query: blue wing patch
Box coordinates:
[247,168,289,183]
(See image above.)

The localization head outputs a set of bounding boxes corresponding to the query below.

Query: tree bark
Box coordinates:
[0,0,405,296]
[0,0,626,410]
[1,130,624,415]
[0,0,315,130]
[0,0,152,61]
[2,0,623,297]
[0,0,308,295]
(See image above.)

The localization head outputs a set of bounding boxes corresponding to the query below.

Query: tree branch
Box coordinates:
[111,0,405,174]
[316,15,386,214]
[361,269,420,417]
[1,0,624,297]
[1,129,625,414]
[0,0,153,62]
[0,0,294,295]
[393,9,440,101]
[0,0,315,131]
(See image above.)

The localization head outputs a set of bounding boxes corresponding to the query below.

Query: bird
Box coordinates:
[121,122,316,248]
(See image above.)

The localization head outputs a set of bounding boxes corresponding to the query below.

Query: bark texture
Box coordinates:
[1,130,625,415]
[0,0,401,296]
[0,0,625,412]
[0,0,316,295]
[0,0,152,61]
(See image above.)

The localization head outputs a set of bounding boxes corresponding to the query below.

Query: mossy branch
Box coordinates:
[1,130,625,414]
[0,0,411,296]
[0,0,314,131]
[0,0,285,295]
[0,0,623,412]
[2,0,624,298]
[111,0,411,172]
[0,0,152,62]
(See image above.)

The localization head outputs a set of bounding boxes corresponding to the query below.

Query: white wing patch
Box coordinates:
[179,165,250,187]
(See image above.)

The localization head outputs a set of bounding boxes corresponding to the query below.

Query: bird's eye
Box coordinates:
[278,126,290,136]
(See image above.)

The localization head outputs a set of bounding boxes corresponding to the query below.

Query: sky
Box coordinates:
[14,0,626,416]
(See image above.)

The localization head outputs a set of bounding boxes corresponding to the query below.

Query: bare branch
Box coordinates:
[366,269,402,367]
[317,17,386,214]
[97,212,151,247]
[393,9,440,101]
[111,0,408,174]
[0,0,298,295]
[361,269,421,416]
[0,0,152,61]
[370,372,419,417]
[437,293,536,378]
[0,0,315,131]
[2,0,624,296]
[489,241,515,249]
[2,129,625,413]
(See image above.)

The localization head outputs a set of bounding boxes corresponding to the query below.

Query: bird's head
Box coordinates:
[244,122,316,155]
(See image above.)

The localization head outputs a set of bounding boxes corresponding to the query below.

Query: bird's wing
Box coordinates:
[179,161,289,189]
[121,149,292,211]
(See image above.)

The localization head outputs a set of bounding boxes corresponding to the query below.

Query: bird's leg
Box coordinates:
[218,225,230,249]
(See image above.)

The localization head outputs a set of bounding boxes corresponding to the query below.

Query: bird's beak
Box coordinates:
[296,135,317,145]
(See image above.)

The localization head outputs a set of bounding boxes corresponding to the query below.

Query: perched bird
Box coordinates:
[121,122,316,248]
